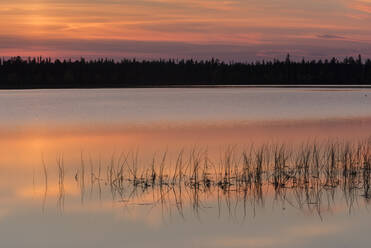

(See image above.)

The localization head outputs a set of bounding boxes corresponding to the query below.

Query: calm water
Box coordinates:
[1,88,371,248]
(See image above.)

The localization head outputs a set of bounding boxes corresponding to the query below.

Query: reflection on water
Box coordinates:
[1,88,371,248]
[37,139,371,221]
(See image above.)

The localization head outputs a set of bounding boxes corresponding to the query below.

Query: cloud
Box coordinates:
[1,35,371,61]
[0,0,371,59]
[317,34,345,39]
[349,0,371,14]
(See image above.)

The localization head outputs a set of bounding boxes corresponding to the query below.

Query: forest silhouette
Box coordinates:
[0,55,370,88]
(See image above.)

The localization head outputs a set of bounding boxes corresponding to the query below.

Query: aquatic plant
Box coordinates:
[41,138,371,219]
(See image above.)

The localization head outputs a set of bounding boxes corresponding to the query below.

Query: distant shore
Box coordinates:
[1,85,371,91]
[1,56,370,89]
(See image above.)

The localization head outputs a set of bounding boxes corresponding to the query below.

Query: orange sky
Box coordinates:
[1,0,371,60]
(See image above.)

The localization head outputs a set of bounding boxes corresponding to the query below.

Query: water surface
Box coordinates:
[0,88,371,248]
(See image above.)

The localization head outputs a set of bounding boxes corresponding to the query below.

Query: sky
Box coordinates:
[0,0,371,61]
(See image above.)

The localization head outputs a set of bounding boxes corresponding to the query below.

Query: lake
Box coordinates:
[0,87,371,248]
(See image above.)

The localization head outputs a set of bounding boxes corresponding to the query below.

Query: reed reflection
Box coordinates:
[38,138,371,222]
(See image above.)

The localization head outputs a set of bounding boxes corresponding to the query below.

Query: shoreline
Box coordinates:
[1,84,371,90]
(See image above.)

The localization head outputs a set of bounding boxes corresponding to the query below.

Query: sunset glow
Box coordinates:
[1,0,371,60]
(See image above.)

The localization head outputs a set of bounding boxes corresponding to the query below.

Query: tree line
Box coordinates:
[0,55,370,88]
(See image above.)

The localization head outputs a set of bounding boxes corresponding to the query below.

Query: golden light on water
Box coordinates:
[0,117,369,168]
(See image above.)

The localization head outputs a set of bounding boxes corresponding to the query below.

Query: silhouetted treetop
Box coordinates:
[0,55,370,88]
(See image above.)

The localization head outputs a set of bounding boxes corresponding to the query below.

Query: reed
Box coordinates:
[41,138,371,217]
